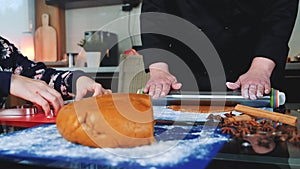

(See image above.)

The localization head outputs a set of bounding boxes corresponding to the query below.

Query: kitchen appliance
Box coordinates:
[83,31,119,66]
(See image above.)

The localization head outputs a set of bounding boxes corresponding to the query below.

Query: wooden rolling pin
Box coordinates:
[235,104,298,126]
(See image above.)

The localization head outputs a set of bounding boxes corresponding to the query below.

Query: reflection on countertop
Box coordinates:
[55,66,119,73]
[54,63,300,73]
[286,62,300,70]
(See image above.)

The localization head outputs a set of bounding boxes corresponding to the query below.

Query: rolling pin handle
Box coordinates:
[137,87,145,94]
[278,91,286,106]
[270,88,286,108]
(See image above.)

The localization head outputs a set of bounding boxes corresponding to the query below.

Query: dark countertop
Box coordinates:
[207,103,300,169]
[0,95,299,169]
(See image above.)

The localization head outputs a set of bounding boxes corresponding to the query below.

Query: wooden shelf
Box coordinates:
[45,0,123,9]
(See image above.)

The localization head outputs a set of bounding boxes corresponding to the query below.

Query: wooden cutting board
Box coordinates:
[35,13,57,62]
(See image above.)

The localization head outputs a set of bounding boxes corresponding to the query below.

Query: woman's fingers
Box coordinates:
[242,83,250,99]
[248,84,257,100]
[153,84,163,99]
[75,76,110,101]
[144,68,181,98]
[257,84,264,98]
[33,91,51,116]
[34,87,63,117]
[226,81,240,90]
[45,88,64,116]
[10,75,64,117]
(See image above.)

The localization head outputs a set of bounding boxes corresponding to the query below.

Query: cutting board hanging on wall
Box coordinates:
[35,13,57,62]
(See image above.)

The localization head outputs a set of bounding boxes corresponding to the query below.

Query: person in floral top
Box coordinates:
[0,36,111,116]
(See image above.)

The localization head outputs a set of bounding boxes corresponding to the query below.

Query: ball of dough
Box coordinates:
[56,93,156,148]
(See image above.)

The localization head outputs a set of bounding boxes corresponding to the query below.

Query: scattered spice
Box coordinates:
[219,114,299,147]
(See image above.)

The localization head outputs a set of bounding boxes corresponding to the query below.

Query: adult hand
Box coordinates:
[226,57,275,100]
[75,76,112,101]
[10,74,64,117]
[144,62,182,99]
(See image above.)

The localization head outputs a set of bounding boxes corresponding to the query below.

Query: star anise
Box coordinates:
[221,127,236,135]
[238,127,251,136]
[224,111,236,118]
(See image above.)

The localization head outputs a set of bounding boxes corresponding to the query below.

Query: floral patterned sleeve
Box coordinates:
[0,36,85,100]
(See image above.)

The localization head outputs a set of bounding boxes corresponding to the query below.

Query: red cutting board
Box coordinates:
[35,13,57,62]
[0,113,56,128]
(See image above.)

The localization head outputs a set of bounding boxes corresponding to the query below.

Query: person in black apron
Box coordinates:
[138,0,298,99]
